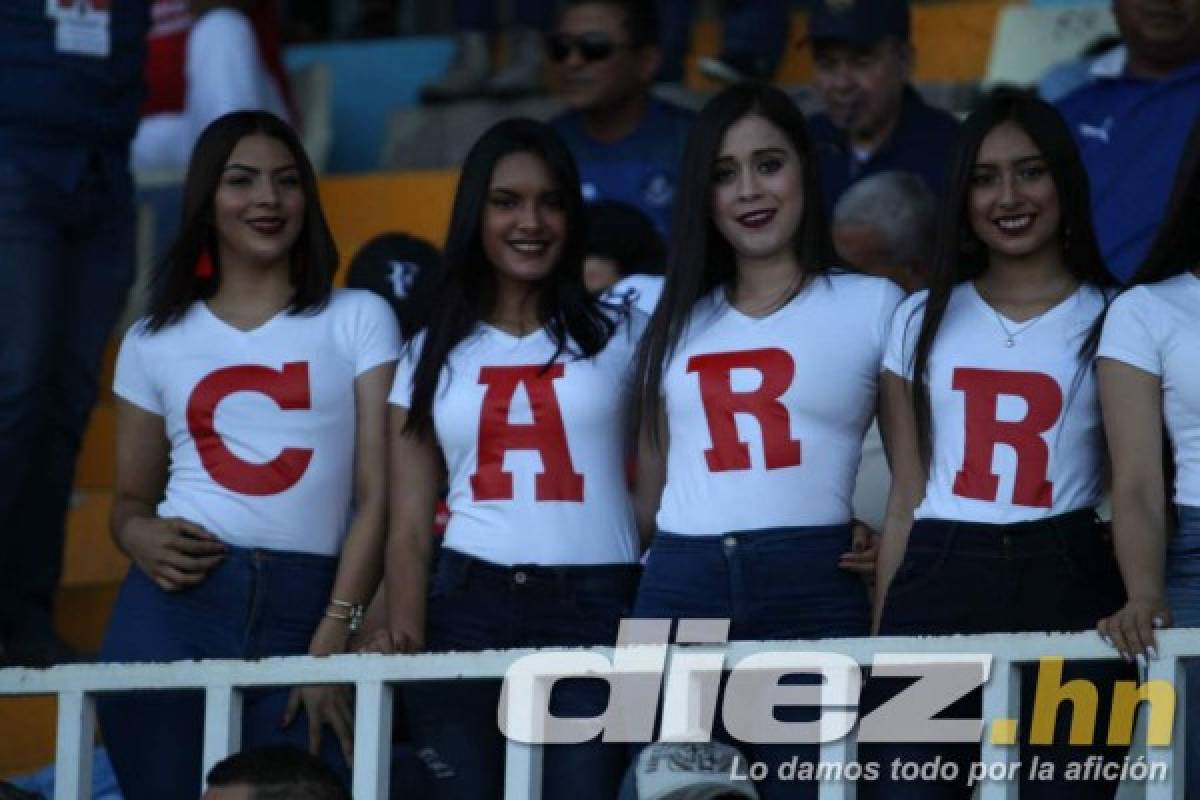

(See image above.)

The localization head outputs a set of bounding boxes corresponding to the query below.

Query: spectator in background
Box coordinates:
[1038,34,1123,104]
[830,171,935,535]
[1055,0,1200,283]
[583,201,666,313]
[133,0,293,173]
[832,170,936,293]
[202,746,350,800]
[0,0,150,668]
[657,0,791,84]
[806,0,959,210]
[549,0,693,239]
[419,0,554,102]
[345,232,443,338]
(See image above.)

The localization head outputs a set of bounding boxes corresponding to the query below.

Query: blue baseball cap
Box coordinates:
[808,0,911,47]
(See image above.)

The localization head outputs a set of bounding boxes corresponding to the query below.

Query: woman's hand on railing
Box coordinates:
[357,627,423,655]
[117,516,225,591]
[1097,596,1171,664]
[282,684,354,763]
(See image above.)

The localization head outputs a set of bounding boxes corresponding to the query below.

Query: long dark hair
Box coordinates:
[146,110,336,331]
[634,83,836,442]
[403,118,616,435]
[909,88,1115,464]
[1128,112,1200,287]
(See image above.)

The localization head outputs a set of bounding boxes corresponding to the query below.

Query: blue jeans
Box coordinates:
[403,548,640,800]
[456,0,555,31]
[866,510,1131,800]
[1165,504,1200,794]
[96,547,346,800]
[0,154,135,641]
[657,0,790,81]
[632,526,871,799]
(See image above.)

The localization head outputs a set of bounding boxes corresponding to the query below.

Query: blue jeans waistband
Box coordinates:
[437,548,641,593]
[909,509,1103,556]
[216,543,339,570]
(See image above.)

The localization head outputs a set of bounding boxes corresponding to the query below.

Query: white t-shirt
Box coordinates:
[604,274,665,315]
[885,283,1108,522]
[389,311,646,566]
[656,272,904,535]
[114,290,401,555]
[1098,272,1200,507]
[133,9,292,172]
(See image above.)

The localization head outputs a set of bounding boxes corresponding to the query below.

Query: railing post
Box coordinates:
[504,740,544,800]
[978,657,1020,800]
[1145,656,1186,800]
[202,685,243,782]
[818,732,857,800]
[53,690,94,800]
[353,680,393,800]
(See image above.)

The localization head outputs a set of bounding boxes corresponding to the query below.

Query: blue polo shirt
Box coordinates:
[0,2,150,190]
[550,98,694,239]
[1056,47,1200,283]
[808,86,960,210]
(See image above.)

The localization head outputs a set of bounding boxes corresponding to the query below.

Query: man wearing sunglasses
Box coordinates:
[548,0,694,239]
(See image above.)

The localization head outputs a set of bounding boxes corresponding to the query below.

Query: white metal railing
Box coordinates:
[0,629,1195,800]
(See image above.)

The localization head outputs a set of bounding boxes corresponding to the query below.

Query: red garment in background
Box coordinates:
[141,0,295,118]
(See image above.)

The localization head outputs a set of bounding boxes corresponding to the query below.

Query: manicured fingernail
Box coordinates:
[1149,646,1159,661]
[1153,616,1165,628]
[1136,653,1147,669]
[1099,633,1111,645]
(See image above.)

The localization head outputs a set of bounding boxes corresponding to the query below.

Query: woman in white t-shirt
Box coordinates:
[1096,116,1200,791]
[871,90,1127,799]
[96,111,399,800]
[631,83,902,799]
[381,118,642,799]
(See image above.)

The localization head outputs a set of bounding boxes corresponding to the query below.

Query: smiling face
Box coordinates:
[212,133,305,271]
[711,114,806,267]
[481,151,568,292]
[967,121,1062,265]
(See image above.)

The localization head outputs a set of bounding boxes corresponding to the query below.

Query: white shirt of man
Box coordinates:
[1098,272,1200,507]
[656,272,904,536]
[886,283,1109,523]
[114,290,401,556]
[389,311,646,566]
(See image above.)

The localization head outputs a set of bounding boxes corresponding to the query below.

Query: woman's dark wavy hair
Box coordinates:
[909,88,1116,465]
[403,117,616,436]
[1128,111,1200,287]
[634,82,836,442]
[145,110,336,331]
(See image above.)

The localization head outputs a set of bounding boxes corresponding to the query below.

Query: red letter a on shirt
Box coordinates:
[186,362,314,496]
[470,365,584,502]
[952,367,1062,508]
[687,349,802,472]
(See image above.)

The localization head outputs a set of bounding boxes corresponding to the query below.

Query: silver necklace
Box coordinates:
[990,307,1051,348]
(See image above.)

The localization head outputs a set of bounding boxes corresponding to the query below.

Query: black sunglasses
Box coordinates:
[546,32,629,64]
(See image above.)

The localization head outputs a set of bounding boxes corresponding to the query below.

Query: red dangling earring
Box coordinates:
[195,248,214,279]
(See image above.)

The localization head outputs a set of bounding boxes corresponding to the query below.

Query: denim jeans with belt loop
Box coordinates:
[402,548,641,800]
[865,509,1132,800]
[96,545,345,800]
[631,525,871,800]
[1165,503,1200,793]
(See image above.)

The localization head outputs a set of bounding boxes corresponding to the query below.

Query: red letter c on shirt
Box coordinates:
[186,362,315,496]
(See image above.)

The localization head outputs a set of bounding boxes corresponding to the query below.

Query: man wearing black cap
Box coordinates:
[805,0,959,210]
